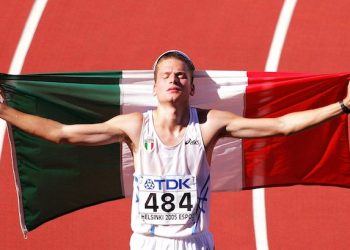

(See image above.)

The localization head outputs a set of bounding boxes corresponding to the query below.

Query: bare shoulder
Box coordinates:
[106,112,143,147]
[197,108,239,128]
[106,112,143,132]
[196,108,239,146]
[106,112,143,124]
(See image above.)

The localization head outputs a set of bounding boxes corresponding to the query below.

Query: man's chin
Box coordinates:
[158,97,184,105]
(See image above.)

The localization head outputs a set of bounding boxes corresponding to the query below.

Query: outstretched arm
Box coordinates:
[227,102,344,138]
[211,81,350,139]
[0,103,142,146]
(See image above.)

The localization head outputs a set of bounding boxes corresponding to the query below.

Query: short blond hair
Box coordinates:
[153,50,195,82]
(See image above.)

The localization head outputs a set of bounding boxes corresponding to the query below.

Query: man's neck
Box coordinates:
[154,103,190,133]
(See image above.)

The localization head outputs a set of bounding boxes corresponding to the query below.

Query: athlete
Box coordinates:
[0,50,349,249]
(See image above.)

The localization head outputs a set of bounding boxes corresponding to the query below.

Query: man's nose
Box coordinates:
[169,73,178,83]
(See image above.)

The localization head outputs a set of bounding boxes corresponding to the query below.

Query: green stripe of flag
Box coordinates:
[1,72,124,231]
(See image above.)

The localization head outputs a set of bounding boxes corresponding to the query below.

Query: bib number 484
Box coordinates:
[145,192,193,213]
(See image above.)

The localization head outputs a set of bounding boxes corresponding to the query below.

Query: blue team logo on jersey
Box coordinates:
[144,179,155,190]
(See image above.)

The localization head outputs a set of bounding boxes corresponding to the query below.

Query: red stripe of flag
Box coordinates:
[243,72,350,189]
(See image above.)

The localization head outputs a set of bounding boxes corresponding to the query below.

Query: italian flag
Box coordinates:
[0,70,349,234]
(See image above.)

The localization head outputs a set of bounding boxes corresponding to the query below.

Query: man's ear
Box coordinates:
[153,82,157,96]
[190,83,195,96]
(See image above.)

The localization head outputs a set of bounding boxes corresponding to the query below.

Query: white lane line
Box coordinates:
[265,0,298,72]
[0,0,48,157]
[1,0,48,237]
[253,1,298,250]
[253,189,269,250]
[8,0,48,75]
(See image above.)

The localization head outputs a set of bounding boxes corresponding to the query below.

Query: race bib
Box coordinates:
[138,175,198,225]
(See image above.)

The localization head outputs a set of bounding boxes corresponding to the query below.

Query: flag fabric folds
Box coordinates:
[244,72,350,188]
[0,71,349,235]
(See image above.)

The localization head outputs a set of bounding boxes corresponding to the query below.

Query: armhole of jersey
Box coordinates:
[192,107,212,171]
[136,112,148,160]
[191,107,206,151]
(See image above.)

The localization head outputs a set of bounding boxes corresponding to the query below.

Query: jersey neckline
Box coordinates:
[150,107,193,149]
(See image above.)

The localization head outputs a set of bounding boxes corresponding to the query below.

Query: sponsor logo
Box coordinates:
[185,138,200,145]
[144,179,155,190]
[153,178,191,190]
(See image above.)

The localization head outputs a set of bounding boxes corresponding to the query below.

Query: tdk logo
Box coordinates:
[153,178,191,190]
[144,179,155,190]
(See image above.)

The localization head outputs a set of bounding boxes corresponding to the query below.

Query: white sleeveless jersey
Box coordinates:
[131,107,211,238]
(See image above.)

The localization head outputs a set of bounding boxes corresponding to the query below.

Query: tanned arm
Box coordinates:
[0,103,142,146]
[204,81,350,140]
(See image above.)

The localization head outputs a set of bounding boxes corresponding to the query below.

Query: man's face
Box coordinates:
[153,57,194,104]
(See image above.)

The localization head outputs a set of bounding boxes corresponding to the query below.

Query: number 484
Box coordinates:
[145,192,193,213]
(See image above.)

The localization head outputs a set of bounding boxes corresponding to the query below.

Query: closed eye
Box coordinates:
[162,73,170,79]
[176,72,187,79]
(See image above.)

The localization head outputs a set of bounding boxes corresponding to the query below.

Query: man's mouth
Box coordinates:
[167,87,181,92]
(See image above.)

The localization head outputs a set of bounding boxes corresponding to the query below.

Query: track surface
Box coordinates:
[1,1,350,249]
